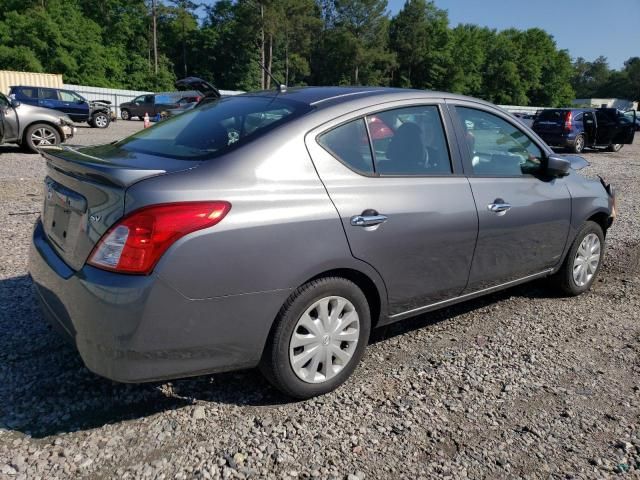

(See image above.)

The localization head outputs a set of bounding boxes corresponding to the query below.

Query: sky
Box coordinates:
[387,0,640,69]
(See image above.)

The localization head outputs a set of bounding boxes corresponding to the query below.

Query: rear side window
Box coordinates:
[318,119,374,174]
[39,88,59,100]
[116,96,311,160]
[14,87,38,99]
[367,105,452,175]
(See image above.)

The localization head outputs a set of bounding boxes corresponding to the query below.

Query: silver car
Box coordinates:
[29,87,625,398]
[0,92,75,152]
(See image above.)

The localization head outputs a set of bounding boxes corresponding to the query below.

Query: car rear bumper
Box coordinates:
[536,133,575,148]
[29,220,288,383]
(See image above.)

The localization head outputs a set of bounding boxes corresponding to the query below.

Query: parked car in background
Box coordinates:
[532,108,636,153]
[119,94,180,120]
[513,112,536,127]
[30,87,627,399]
[625,110,640,131]
[8,86,113,128]
[0,92,74,152]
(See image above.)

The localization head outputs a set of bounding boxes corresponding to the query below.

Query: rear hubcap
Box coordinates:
[31,128,56,146]
[289,296,360,384]
[572,233,601,287]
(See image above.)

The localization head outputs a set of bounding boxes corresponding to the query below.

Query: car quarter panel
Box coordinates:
[124,125,387,305]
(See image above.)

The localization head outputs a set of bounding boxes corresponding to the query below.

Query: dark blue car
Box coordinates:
[8,86,113,128]
[532,108,636,153]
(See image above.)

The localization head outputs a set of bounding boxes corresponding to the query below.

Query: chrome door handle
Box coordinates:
[487,202,512,213]
[351,214,388,227]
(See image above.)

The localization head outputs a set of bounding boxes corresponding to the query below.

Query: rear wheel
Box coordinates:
[572,134,585,153]
[120,109,131,121]
[23,123,61,152]
[260,277,371,399]
[607,143,623,152]
[550,221,604,296]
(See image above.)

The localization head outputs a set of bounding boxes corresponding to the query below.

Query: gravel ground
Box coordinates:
[0,122,639,479]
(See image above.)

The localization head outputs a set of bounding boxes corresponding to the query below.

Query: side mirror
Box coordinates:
[10,99,20,108]
[546,154,571,177]
[76,99,85,104]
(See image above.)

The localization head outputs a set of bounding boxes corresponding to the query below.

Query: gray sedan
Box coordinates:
[0,92,75,152]
[29,87,625,398]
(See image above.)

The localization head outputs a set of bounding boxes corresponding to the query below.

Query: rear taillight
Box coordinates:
[563,111,572,132]
[87,201,231,275]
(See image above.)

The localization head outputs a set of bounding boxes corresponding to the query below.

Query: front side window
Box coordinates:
[318,119,374,174]
[59,91,84,102]
[367,106,452,175]
[455,107,543,176]
[132,95,145,104]
[116,96,310,160]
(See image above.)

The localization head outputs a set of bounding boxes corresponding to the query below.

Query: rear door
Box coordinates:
[582,111,597,145]
[306,101,478,317]
[38,88,64,112]
[449,102,571,291]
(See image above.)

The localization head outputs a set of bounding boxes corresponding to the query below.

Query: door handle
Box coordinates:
[351,212,388,227]
[487,200,512,213]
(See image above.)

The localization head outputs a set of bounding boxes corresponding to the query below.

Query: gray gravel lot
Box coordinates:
[0,121,639,479]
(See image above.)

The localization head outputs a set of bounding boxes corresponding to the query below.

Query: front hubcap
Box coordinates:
[289,296,360,384]
[573,233,601,287]
[95,115,107,127]
[31,128,56,146]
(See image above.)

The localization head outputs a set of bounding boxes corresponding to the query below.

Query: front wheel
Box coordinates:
[607,143,623,152]
[550,221,604,296]
[90,112,110,129]
[120,109,131,121]
[260,277,371,399]
[23,123,61,152]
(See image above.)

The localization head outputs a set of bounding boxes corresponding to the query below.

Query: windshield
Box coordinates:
[116,96,311,160]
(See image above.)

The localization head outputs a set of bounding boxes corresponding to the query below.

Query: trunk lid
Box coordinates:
[39,144,199,271]
[532,109,566,133]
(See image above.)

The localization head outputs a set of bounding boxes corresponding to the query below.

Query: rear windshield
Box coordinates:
[536,110,567,121]
[116,96,311,160]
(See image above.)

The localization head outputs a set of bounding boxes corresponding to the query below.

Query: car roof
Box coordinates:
[239,86,493,110]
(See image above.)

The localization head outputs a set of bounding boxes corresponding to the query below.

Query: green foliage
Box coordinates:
[0,0,633,105]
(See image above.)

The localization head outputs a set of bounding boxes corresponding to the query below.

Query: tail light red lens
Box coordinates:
[563,111,573,132]
[87,201,231,275]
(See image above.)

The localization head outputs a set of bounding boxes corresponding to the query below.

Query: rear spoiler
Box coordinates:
[41,146,166,188]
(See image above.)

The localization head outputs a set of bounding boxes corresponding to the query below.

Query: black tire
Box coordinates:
[550,221,605,296]
[572,134,585,153]
[120,109,131,121]
[90,112,110,129]
[23,123,61,153]
[607,143,623,152]
[260,277,371,399]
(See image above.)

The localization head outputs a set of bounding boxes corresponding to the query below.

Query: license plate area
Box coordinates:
[43,177,87,251]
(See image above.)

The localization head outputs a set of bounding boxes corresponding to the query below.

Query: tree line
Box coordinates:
[0,0,637,106]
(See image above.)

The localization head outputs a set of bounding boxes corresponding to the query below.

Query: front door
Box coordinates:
[58,90,90,122]
[306,102,478,316]
[449,103,571,291]
[0,94,19,142]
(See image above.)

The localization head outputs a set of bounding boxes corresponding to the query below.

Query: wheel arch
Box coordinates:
[21,120,64,145]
